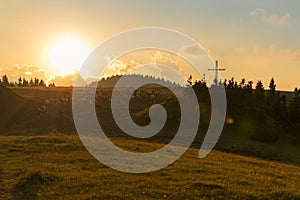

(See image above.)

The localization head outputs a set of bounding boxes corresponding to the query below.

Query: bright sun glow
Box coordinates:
[49,36,89,75]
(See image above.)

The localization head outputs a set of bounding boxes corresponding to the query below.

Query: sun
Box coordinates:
[48,36,89,75]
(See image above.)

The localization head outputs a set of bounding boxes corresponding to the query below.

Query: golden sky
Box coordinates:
[0,0,300,90]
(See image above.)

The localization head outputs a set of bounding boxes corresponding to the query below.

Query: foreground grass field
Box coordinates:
[1,133,299,199]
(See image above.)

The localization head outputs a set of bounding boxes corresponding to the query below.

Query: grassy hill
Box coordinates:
[1,86,298,164]
[1,85,300,199]
[0,86,40,134]
[1,133,299,200]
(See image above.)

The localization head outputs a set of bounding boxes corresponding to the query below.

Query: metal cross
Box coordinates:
[208,60,226,85]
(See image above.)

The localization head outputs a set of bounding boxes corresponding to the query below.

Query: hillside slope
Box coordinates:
[1,134,299,199]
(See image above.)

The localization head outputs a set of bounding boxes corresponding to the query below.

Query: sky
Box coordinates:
[0,0,300,90]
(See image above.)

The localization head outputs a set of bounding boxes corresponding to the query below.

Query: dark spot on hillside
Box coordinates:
[191,182,224,190]
[13,171,62,200]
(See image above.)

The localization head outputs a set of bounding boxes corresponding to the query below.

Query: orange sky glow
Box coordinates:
[1,1,300,90]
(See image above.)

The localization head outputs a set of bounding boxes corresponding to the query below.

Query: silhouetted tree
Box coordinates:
[246,81,253,93]
[239,78,246,89]
[2,75,9,86]
[223,79,228,88]
[226,77,235,89]
[18,77,22,86]
[22,78,29,87]
[234,81,238,89]
[187,75,192,86]
[255,80,265,99]
[29,78,34,86]
[48,82,56,87]
[267,78,279,109]
[34,78,39,86]
[39,79,45,87]
[269,78,276,92]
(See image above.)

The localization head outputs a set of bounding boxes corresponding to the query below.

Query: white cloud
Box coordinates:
[25,71,33,75]
[179,43,206,56]
[249,8,291,26]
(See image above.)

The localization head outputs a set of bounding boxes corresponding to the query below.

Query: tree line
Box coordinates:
[0,74,55,87]
[191,77,300,143]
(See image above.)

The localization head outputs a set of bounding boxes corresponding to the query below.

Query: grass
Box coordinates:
[1,133,300,199]
[1,86,300,199]
[10,87,72,102]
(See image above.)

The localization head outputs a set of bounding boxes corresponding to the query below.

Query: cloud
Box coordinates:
[179,43,206,56]
[48,73,78,86]
[249,8,291,26]
[24,71,33,75]
[103,59,141,77]
[151,51,187,78]
[101,51,192,85]
[0,64,48,83]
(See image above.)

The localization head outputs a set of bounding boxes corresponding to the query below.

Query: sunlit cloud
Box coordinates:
[103,59,141,77]
[0,64,48,82]
[0,64,81,86]
[48,73,78,86]
[151,51,187,79]
[101,51,191,85]
[179,44,206,56]
[24,71,33,76]
[249,8,292,26]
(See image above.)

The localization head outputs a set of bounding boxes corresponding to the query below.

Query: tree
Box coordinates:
[2,75,9,86]
[48,82,55,87]
[227,77,235,89]
[29,78,34,86]
[246,81,253,92]
[234,81,238,89]
[39,79,46,87]
[254,80,265,107]
[22,78,29,87]
[34,78,39,86]
[223,79,227,88]
[239,78,246,89]
[18,77,22,86]
[267,78,278,105]
[255,80,264,94]
[187,75,192,86]
[269,78,276,92]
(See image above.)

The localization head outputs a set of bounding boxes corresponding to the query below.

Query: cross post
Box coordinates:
[208,60,226,85]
